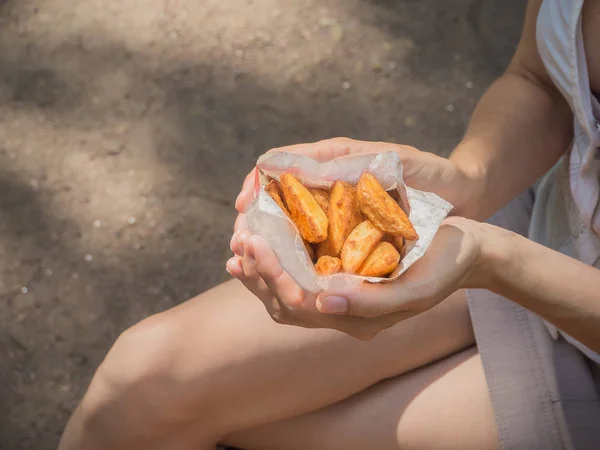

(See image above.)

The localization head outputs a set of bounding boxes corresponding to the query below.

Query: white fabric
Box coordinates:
[533,0,600,363]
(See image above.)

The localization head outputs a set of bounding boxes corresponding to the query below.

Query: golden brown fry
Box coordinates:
[265,179,290,218]
[357,241,400,277]
[340,220,384,273]
[309,188,330,215]
[315,255,341,275]
[303,239,316,262]
[280,173,329,243]
[316,181,363,259]
[383,234,404,256]
[356,172,419,241]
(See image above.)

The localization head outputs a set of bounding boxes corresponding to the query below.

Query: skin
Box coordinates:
[59,1,600,449]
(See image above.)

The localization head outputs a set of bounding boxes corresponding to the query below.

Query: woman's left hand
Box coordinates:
[316,217,484,319]
[229,215,486,340]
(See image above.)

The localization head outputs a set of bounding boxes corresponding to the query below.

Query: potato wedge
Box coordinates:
[340,220,384,273]
[356,172,418,241]
[265,179,290,217]
[357,241,400,277]
[315,255,341,275]
[280,173,329,243]
[309,188,330,215]
[316,181,363,259]
[383,234,404,256]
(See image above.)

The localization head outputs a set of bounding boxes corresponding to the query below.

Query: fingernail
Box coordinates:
[226,257,243,278]
[317,296,349,314]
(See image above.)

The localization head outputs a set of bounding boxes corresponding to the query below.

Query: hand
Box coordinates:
[228,216,485,339]
[234,137,480,217]
[315,217,484,319]
[228,215,388,338]
[228,137,483,338]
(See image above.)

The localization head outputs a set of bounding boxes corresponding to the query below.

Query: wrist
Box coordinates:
[468,222,515,290]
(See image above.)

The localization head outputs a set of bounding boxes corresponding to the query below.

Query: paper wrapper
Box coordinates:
[245,151,453,293]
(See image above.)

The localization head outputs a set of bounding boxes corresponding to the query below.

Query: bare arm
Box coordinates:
[451,0,573,221]
[478,223,600,352]
[452,0,599,348]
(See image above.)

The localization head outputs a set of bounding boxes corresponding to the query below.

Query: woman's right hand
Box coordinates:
[234,137,482,218]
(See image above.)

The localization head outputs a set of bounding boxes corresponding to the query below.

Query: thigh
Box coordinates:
[224,347,500,450]
[145,279,474,435]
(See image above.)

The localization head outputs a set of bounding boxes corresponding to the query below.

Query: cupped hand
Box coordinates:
[315,216,484,319]
[227,215,385,339]
[228,137,483,338]
[228,216,484,339]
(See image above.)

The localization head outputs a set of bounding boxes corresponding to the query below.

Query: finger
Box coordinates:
[241,238,258,279]
[250,235,305,308]
[242,276,278,310]
[269,301,312,327]
[268,138,386,162]
[235,167,257,213]
[226,256,244,278]
[233,253,275,305]
[290,294,382,338]
[234,213,248,233]
[244,275,274,306]
[230,232,240,255]
[229,254,306,327]
[231,215,248,255]
[235,229,251,256]
[316,281,414,318]
[237,234,296,312]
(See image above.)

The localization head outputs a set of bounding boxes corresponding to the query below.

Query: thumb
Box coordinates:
[316,281,412,318]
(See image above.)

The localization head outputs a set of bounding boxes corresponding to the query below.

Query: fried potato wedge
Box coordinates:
[316,181,363,259]
[309,188,330,215]
[383,234,404,256]
[340,220,384,273]
[356,172,418,241]
[315,255,341,275]
[265,179,290,217]
[357,241,400,277]
[280,173,329,243]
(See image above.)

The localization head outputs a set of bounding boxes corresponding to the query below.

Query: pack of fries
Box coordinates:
[245,151,452,293]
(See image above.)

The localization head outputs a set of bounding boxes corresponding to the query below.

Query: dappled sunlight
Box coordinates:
[0,0,524,447]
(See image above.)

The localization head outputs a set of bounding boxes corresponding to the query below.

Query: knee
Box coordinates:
[79,314,202,441]
[98,314,178,394]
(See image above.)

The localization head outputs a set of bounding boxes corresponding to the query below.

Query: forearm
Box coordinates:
[476,223,600,352]
[450,71,573,221]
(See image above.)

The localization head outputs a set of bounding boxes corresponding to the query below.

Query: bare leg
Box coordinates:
[225,348,499,450]
[59,279,474,450]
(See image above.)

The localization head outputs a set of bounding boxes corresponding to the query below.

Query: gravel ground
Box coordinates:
[0,0,524,448]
